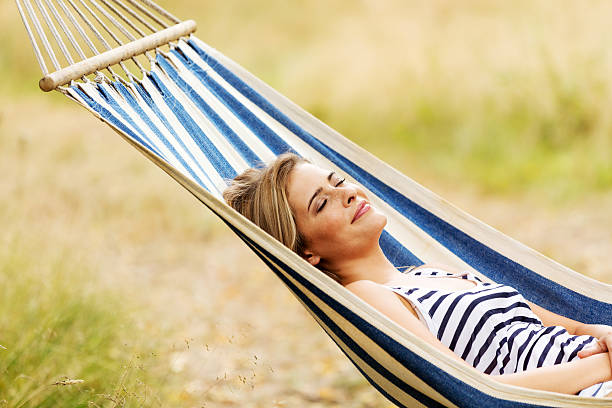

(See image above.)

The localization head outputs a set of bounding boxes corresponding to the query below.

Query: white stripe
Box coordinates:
[123,81,210,186]
[175,42,277,165]
[155,55,250,173]
[141,65,224,193]
[77,82,146,153]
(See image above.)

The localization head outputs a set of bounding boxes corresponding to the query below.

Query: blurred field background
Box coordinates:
[1,0,612,406]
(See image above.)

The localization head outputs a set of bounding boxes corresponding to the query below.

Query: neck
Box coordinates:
[332,245,402,286]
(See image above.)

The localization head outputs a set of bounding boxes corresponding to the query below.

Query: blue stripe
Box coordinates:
[590,382,603,397]
[182,45,294,156]
[500,325,530,374]
[484,336,508,374]
[553,336,578,365]
[97,83,165,158]
[394,288,419,296]
[566,337,595,362]
[113,82,208,187]
[222,219,557,407]
[187,39,612,327]
[147,70,237,180]
[437,291,475,340]
[536,327,566,368]
[418,290,437,302]
[379,230,422,268]
[429,293,452,318]
[134,78,214,190]
[132,80,217,190]
[71,85,161,158]
[160,51,262,167]
[446,289,508,350]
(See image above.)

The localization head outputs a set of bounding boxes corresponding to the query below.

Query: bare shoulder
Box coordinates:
[345,279,477,369]
[345,279,387,298]
[344,280,404,308]
[345,280,418,318]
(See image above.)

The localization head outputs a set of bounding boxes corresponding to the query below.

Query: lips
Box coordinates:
[352,200,370,223]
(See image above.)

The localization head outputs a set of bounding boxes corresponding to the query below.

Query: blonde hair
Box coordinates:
[223,153,309,255]
[223,153,340,282]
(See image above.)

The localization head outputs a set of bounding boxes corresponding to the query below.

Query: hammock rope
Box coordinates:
[16,0,49,74]
[16,1,612,406]
[16,0,187,88]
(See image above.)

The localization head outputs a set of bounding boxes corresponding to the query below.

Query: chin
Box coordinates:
[372,209,388,229]
[367,211,387,239]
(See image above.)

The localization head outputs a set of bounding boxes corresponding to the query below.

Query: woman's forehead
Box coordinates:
[296,162,330,178]
[288,163,330,201]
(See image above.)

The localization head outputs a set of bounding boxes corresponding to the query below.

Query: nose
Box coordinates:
[340,185,357,208]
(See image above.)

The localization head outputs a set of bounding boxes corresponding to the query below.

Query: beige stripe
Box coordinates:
[249,250,458,407]
[61,39,612,406]
[68,105,610,405]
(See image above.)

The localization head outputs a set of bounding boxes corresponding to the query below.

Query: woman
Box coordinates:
[224,153,612,397]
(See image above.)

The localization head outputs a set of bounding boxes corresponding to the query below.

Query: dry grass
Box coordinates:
[0,97,393,406]
[1,94,610,407]
[2,0,612,406]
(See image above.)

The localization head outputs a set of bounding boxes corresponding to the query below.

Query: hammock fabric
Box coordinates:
[18,3,612,406]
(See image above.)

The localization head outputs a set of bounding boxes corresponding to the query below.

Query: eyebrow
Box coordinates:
[307,171,335,212]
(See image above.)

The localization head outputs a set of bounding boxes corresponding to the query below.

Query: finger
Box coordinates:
[578,349,594,358]
[578,342,604,358]
[605,337,612,368]
[601,336,611,352]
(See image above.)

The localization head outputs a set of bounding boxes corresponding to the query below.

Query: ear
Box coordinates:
[302,249,321,266]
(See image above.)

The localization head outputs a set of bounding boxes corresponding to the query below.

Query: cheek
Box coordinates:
[315,213,346,240]
[300,212,346,244]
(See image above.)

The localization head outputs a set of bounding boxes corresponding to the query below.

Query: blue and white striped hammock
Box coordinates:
[54,35,611,407]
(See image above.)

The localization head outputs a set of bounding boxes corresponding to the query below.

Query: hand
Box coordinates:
[577,333,612,374]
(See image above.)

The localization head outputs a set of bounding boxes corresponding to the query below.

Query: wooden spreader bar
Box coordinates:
[39,20,196,91]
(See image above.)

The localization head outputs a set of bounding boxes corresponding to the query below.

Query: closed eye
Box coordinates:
[317,199,327,213]
[317,178,346,213]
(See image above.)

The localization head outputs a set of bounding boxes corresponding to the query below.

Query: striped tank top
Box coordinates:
[386,267,612,397]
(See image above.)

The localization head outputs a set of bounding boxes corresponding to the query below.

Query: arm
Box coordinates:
[494,353,611,394]
[527,299,612,337]
[346,280,612,395]
[526,300,584,334]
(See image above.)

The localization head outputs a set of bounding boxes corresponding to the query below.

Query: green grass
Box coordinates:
[0,236,162,407]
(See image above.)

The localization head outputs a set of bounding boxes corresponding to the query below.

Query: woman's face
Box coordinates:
[286,162,387,266]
